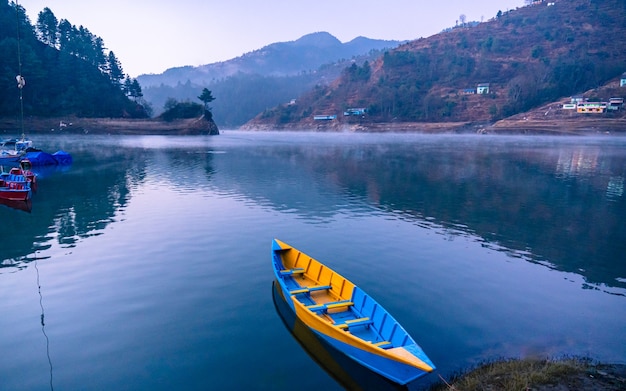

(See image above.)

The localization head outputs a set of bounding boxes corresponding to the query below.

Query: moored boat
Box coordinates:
[0,172,31,201]
[272,281,408,390]
[0,137,31,164]
[271,239,435,385]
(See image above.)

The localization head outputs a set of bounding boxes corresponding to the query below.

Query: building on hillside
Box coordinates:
[608,98,624,110]
[571,95,585,104]
[576,102,607,113]
[343,108,367,116]
[460,88,475,95]
[620,72,626,87]
[313,115,337,121]
[477,83,490,94]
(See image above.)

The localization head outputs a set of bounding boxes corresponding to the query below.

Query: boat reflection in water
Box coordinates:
[273,281,422,391]
[0,197,32,213]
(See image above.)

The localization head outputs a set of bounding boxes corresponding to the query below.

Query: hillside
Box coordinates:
[247,0,626,131]
[137,32,403,88]
[138,32,403,128]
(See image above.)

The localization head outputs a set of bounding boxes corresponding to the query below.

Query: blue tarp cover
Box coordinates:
[24,151,58,166]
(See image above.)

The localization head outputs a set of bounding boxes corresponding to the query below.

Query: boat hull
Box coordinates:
[271,239,435,385]
[272,281,406,390]
[0,173,32,201]
[0,188,31,201]
[0,154,20,164]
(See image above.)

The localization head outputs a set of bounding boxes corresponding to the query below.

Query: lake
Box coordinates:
[1,131,625,390]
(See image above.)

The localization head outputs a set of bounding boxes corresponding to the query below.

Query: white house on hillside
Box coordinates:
[477,83,490,94]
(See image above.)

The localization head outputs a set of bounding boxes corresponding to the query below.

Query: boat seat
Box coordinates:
[8,174,26,183]
[307,300,353,312]
[290,285,331,295]
[335,317,372,329]
[373,341,393,349]
[279,268,305,276]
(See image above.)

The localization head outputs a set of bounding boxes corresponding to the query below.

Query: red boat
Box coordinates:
[0,172,31,201]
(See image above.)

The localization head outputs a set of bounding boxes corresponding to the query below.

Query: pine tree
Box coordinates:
[131,79,143,100]
[198,88,215,111]
[36,7,58,48]
[107,51,124,86]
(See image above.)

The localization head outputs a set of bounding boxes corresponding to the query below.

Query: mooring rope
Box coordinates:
[34,259,54,391]
[15,0,26,140]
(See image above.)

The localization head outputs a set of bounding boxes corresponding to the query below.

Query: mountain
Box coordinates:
[138,32,403,127]
[248,0,626,129]
[137,32,403,88]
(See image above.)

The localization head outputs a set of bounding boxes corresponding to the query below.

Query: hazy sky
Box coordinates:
[19,0,523,77]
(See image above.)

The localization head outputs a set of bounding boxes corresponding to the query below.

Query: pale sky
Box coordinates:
[19,0,524,77]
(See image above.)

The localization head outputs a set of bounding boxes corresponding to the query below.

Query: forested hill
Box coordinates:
[0,1,147,120]
[252,0,626,127]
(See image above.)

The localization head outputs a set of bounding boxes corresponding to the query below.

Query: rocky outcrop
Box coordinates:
[187,112,220,135]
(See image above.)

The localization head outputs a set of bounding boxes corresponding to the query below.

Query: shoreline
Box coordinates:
[0,116,219,136]
[2,116,625,136]
[243,116,626,135]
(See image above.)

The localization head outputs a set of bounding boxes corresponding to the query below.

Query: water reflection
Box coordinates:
[2,134,624,294]
[272,281,417,391]
[208,135,626,292]
[0,143,139,269]
[0,197,32,212]
[0,136,218,271]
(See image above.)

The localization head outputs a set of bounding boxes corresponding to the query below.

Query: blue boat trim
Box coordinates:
[335,317,373,329]
[279,268,305,276]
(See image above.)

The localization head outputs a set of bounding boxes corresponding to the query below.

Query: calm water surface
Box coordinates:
[1,131,625,390]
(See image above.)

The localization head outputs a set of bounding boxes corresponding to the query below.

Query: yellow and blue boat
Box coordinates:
[271,239,435,385]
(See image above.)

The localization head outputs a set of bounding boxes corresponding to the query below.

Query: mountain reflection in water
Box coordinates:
[2,133,624,288]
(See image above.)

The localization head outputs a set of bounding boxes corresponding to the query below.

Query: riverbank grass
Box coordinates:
[430,357,626,391]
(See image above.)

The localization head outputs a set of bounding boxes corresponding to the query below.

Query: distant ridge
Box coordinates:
[137,32,404,127]
[137,32,404,88]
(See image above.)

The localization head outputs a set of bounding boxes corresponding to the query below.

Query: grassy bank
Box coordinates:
[429,358,626,391]
[1,116,219,135]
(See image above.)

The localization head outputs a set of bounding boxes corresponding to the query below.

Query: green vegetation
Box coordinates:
[0,1,148,119]
[344,61,371,82]
[159,98,203,122]
[198,88,215,111]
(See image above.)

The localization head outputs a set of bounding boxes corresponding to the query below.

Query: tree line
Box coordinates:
[0,1,147,118]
